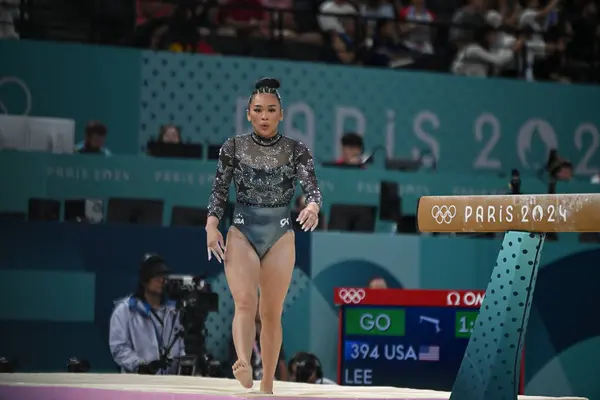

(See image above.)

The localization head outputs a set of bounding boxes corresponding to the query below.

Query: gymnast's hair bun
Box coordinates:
[255,77,281,90]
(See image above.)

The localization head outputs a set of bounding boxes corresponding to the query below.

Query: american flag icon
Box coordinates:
[419,345,440,361]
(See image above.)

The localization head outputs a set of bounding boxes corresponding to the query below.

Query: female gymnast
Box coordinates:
[205,77,322,393]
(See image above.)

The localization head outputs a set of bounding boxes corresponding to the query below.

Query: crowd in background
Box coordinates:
[6,0,600,83]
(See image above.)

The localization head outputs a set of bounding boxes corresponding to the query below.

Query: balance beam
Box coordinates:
[416,194,600,400]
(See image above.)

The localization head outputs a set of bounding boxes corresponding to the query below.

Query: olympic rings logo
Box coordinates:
[431,205,457,224]
[338,288,366,304]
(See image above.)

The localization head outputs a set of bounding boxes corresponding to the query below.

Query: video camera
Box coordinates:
[163,275,221,377]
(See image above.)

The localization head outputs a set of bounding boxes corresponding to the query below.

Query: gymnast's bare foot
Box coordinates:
[259,380,273,394]
[233,360,253,389]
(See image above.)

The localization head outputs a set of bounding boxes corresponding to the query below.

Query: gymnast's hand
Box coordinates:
[206,217,226,263]
[297,202,320,232]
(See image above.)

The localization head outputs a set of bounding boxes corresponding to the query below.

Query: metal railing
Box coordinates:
[13,0,600,83]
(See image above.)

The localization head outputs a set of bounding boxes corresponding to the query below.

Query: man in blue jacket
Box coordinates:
[109,254,185,374]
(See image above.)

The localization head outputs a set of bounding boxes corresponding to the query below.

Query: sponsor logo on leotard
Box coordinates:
[280,218,290,227]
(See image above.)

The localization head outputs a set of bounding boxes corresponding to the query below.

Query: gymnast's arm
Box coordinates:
[207,137,235,227]
[295,142,323,213]
[109,303,142,372]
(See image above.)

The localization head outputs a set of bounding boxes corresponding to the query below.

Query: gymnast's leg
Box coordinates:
[225,226,261,388]
[257,231,296,393]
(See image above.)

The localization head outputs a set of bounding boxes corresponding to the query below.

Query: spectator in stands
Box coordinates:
[398,0,436,68]
[367,276,389,289]
[0,0,19,39]
[288,352,337,384]
[367,19,413,67]
[74,121,112,156]
[451,20,525,77]
[399,0,436,54]
[325,15,357,64]
[485,9,520,76]
[519,0,563,80]
[150,2,218,53]
[229,304,288,381]
[219,0,266,36]
[109,254,185,374]
[450,0,487,46]
[158,125,182,144]
[318,0,357,34]
[335,132,364,165]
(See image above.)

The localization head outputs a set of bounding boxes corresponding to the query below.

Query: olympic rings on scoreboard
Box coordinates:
[339,288,366,304]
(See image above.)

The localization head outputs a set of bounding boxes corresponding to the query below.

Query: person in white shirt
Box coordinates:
[318,0,357,33]
[485,9,520,75]
[451,23,524,77]
[519,0,562,80]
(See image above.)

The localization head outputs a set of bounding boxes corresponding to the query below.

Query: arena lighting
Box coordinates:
[66,357,90,373]
[0,357,18,373]
[416,193,600,400]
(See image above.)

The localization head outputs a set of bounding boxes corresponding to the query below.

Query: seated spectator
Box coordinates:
[158,125,182,144]
[218,0,266,36]
[318,0,357,34]
[228,304,287,381]
[399,0,435,56]
[288,352,337,384]
[367,19,415,68]
[74,121,112,156]
[109,254,185,375]
[519,0,562,81]
[451,22,524,77]
[336,132,365,165]
[485,9,520,76]
[152,3,218,53]
[324,16,357,64]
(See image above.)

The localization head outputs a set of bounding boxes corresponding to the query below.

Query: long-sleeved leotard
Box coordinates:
[207,132,322,221]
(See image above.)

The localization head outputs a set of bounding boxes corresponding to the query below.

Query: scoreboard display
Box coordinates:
[334,288,524,392]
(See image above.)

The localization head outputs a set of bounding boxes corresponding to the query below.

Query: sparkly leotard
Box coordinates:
[208,132,322,258]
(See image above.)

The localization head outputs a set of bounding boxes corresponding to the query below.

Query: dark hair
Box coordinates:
[158,124,182,142]
[85,121,107,136]
[288,352,323,383]
[341,132,364,150]
[248,77,282,108]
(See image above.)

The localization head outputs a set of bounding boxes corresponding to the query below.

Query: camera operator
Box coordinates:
[288,352,337,385]
[109,254,185,375]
